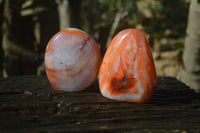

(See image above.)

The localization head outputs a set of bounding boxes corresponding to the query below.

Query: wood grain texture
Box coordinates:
[0,76,200,133]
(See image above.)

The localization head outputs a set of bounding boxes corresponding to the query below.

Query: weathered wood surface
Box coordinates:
[0,76,200,133]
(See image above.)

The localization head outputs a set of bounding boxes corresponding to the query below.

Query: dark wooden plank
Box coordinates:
[0,76,200,133]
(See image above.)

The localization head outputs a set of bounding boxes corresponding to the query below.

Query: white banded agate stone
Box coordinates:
[45,28,101,91]
[99,28,157,103]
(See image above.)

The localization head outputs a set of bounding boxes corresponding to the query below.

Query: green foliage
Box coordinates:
[82,0,189,52]
[143,0,189,39]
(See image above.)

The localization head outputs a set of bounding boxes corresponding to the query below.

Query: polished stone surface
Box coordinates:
[45,28,101,91]
[99,29,156,103]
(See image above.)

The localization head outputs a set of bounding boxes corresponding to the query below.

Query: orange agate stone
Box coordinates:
[45,28,101,91]
[99,28,157,103]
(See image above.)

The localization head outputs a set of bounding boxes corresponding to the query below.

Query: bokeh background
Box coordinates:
[0,0,199,91]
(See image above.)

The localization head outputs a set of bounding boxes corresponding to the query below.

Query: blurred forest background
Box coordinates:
[0,0,199,91]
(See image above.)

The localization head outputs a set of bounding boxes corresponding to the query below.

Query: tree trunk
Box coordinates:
[56,0,70,30]
[0,1,3,77]
[2,0,59,76]
[106,10,128,48]
[56,0,83,30]
[68,0,82,29]
[179,0,200,92]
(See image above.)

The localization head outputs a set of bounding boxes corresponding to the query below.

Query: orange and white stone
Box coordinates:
[45,28,101,92]
[99,28,156,103]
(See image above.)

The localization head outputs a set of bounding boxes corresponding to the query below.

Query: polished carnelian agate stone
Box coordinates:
[45,28,101,91]
[99,28,157,103]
